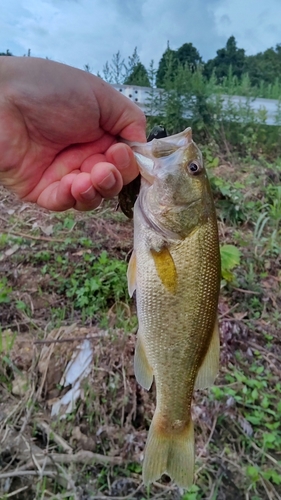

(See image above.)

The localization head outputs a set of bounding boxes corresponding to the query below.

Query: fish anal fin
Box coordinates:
[150,247,177,294]
[127,250,137,298]
[143,414,194,489]
[194,317,220,390]
[134,334,153,390]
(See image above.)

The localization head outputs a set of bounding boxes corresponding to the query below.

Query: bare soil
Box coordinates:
[0,176,280,500]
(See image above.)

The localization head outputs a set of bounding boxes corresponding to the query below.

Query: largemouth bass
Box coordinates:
[127,127,221,488]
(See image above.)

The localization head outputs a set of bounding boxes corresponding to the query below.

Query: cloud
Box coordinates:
[213,0,281,54]
[0,0,280,75]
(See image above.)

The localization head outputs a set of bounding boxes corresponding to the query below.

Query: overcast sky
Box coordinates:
[1,0,281,75]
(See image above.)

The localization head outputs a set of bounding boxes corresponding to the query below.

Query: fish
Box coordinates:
[126,127,221,488]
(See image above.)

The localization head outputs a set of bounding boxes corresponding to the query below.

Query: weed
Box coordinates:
[220,244,241,282]
[0,277,12,304]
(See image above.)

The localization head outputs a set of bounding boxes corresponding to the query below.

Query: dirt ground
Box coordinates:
[0,169,281,500]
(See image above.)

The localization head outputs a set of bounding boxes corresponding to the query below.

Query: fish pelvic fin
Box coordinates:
[194,316,220,390]
[143,415,194,489]
[134,333,153,390]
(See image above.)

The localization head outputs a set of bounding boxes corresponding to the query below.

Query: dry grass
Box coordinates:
[0,174,281,500]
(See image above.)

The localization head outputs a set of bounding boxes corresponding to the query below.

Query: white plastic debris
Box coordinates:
[51,339,93,418]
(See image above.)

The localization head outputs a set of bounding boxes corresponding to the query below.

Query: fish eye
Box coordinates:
[187,161,202,175]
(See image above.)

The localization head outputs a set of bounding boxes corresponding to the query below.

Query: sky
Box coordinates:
[1,0,281,76]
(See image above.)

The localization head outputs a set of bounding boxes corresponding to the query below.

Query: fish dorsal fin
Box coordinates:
[127,250,137,298]
[134,332,153,390]
[150,247,177,294]
[194,316,220,390]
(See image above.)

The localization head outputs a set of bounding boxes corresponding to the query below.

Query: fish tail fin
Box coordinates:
[143,414,194,489]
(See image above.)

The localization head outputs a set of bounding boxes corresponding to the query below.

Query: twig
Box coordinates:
[4,486,29,498]
[259,475,275,500]
[233,287,261,295]
[19,450,123,470]
[219,303,239,319]
[36,420,73,454]
[33,334,106,345]
[197,415,218,461]
[0,470,56,480]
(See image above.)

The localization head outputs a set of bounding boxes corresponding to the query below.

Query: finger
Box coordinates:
[105,143,139,185]
[24,140,114,203]
[74,191,103,211]
[36,173,78,211]
[80,154,106,173]
[71,172,103,211]
[90,162,123,199]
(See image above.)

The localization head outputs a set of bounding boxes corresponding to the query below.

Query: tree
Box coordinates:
[176,42,202,70]
[204,36,246,81]
[110,51,126,84]
[84,64,92,73]
[156,44,178,87]
[246,44,281,86]
[124,47,150,86]
[156,42,203,87]
[101,61,113,83]
[124,62,150,86]
[0,49,13,56]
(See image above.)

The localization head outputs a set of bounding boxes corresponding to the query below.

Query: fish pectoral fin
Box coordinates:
[134,333,153,390]
[127,250,137,298]
[150,247,177,294]
[194,316,220,390]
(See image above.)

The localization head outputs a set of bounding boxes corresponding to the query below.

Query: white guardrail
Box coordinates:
[112,84,281,126]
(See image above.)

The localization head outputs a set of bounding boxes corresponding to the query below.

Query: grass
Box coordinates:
[0,151,281,499]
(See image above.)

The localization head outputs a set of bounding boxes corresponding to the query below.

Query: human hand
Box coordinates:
[0,57,146,211]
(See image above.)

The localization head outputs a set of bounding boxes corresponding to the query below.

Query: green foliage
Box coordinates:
[220,244,241,282]
[124,47,150,86]
[156,41,202,87]
[254,184,281,256]
[42,250,128,317]
[156,45,179,87]
[102,47,150,85]
[101,39,281,159]
[182,485,201,499]
[124,62,150,86]
[0,277,12,304]
[204,36,246,81]
[246,44,281,86]
[176,42,202,68]
[211,362,281,496]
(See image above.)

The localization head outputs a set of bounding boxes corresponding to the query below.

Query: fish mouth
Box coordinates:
[134,153,155,184]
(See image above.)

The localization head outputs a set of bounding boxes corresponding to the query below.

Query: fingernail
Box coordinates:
[112,149,130,170]
[97,172,116,190]
[81,186,97,201]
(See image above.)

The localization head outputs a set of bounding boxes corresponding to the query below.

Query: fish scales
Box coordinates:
[127,127,221,488]
[135,214,219,423]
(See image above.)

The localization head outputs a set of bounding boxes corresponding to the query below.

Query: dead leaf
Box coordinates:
[41,224,54,236]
